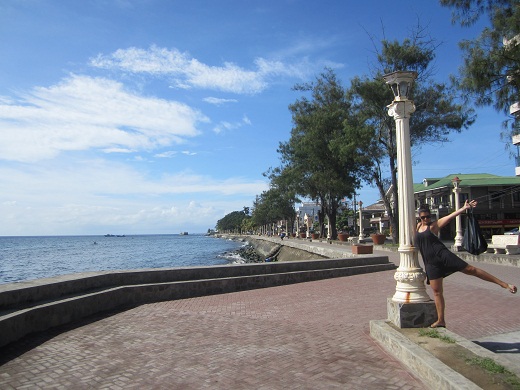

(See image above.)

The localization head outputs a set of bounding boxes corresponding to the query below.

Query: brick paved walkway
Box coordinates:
[0,245,519,389]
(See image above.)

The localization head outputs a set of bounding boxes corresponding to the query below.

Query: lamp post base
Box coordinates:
[387,298,437,328]
[451,244,465,252]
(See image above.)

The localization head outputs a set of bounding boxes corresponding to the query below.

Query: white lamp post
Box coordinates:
[383,71,435,327]
[451,177,464,251]
[358,201,364,241]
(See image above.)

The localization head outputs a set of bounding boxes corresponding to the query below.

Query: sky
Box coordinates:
[0,0,516,236]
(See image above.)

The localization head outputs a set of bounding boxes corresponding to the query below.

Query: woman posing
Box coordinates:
[416,200,517,328]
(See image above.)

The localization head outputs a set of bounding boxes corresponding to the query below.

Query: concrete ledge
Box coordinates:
[0,257,391,309]
[0,258,394,348]
[442,328,520,378]
[370,320,481,390]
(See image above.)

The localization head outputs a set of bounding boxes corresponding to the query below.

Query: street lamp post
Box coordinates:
[358,201,364,242]
[451,177,464,251]
[383,71,436,328]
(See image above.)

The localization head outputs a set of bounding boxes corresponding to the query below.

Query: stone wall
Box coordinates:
[245,237,327,261]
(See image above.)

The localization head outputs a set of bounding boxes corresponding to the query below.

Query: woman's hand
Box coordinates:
[463,199,477,210]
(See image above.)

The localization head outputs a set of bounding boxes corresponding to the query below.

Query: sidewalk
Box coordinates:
[0,239,519,389]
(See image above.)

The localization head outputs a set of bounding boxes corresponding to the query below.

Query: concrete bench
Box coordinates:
[347,236,359,244]
[487,235,520,255]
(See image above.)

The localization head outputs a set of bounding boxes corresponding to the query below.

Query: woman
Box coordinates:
[416,200,517,328]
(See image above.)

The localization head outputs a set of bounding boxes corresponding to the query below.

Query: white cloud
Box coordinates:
[91,45,310,94]
[154,150,177,158]
[0,74,208,162]
[203,97,238,106]
[213,115,252,134]
[0,160,268,235]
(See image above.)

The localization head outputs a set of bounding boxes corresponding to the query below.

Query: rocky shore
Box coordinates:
[233,244,265,263]
[218,235,325,262]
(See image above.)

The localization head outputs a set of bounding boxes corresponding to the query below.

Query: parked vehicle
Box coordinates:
[504,227,519,235]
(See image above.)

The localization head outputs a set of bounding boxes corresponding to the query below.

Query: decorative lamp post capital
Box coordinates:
[451,176,461,190]
[383,71,417,101]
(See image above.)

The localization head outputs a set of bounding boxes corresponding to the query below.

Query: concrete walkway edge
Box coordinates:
[370,320,482,390]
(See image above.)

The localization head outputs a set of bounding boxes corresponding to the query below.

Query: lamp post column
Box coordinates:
[383,71,435,328]
[358,201,364,241]
[387,98,430,303]
[452,177,464,251]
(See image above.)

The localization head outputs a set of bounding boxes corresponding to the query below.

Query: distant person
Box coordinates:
[416,200,517,328]
[280,231,286,240]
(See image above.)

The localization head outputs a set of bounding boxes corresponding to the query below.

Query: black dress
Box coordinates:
[415,224,468,282]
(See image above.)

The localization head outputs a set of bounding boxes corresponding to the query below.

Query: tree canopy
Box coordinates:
[441,0,520,137]
[348,28,475,242]
[275,69,368,239]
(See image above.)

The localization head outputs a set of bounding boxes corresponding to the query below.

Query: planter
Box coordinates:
[300,233,307,238]
[291,233,296,237]
[371,233,386,245]
[311,233,320,240]
[337,233,349,242]
[352,244,373,255]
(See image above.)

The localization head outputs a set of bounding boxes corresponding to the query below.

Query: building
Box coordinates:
[363,200,388,235]
[295,202,321,233]
[413,173,520,239]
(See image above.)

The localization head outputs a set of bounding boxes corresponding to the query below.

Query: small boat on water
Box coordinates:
[180,232,188,235]
[105,234,126,237]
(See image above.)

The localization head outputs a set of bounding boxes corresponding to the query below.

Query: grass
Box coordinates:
[418,328,456,343]
[465,357,520,389]
[416,328,520,389]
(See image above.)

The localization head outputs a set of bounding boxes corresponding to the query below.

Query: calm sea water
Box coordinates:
[0,234,244,285]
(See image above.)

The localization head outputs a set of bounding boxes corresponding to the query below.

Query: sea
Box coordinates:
[0,234,246,285]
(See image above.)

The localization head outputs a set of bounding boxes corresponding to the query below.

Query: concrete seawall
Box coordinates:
[245,236,327,261]
[0,252,393,348]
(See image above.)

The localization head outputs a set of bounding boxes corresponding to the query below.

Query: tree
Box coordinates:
[440,0,520,139]
[216,210,248,233]
[348,28,475,243]
[251,187,296,234]
[276,69,367,239]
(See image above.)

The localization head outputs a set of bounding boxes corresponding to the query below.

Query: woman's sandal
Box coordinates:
[429,323,446,328]
[508,284,518,294]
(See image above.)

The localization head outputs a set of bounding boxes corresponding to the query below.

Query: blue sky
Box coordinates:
[0,0,514,236]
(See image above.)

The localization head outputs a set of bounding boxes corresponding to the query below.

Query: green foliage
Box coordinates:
[418,328,456,343]
[275,68,367,239]
[441,0,520,140]
[251,187,295,229]
[465,356,520,387]
[216,210,247,233]
[465,357,507,374]
[347,25,475,243]
[335,211,351,231]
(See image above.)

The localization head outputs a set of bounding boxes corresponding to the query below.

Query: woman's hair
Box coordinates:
[418,204,430,214]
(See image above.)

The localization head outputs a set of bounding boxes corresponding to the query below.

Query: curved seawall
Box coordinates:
[245,236,327,261]
[0,249,393,348]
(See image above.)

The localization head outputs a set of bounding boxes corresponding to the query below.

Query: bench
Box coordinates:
[486,235,520,255]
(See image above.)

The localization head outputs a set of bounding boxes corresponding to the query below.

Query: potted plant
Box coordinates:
[337,227,349,242]
[311,222,320,239]
[370,231,386,245]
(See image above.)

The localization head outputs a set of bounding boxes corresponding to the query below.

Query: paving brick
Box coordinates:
[1,244,519,389]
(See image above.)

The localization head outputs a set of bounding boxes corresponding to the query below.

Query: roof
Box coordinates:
[414,173,520,194]
[364,200,386,211]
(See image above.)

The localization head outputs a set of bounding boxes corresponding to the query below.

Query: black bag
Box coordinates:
[463,209,488,255]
